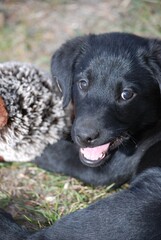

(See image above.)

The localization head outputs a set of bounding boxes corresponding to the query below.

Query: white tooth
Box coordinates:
[100,153,105,159]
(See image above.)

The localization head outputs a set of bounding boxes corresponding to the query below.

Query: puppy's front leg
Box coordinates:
[27,168,161,240]
[34,139,134,186]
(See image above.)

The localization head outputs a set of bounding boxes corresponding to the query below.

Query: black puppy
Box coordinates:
[39,32,161,186]
[2,32,161,240]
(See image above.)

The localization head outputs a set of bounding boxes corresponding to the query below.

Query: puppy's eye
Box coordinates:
[121,89,134,100]
[78,79,89,91]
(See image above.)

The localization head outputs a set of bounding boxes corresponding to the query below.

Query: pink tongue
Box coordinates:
[80,143,110,161]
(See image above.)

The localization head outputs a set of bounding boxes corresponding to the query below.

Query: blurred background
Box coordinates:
[0,0,161,70]
[0,0,161,231]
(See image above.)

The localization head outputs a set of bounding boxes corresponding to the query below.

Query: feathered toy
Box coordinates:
[0,62,69,162]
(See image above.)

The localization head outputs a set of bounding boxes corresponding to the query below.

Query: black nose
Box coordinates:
[76,128,99,146]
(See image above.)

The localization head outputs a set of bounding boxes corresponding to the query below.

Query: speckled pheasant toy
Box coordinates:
[0,62,69,162]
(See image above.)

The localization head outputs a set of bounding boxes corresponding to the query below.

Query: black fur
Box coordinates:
[2,32,161,239]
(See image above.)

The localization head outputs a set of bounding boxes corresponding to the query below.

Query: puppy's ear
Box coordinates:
[51,36,87,108]
[139,39,161,87]
[148,39,161,80]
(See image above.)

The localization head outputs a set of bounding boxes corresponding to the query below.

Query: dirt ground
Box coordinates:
[0,0,161,230]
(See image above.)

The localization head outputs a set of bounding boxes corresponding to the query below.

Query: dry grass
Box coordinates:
[0,162,121,230]
[0,0,161,230]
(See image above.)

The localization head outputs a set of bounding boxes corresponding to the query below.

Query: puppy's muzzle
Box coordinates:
[73,119,129,167]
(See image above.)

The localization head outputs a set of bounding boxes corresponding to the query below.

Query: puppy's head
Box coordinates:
[51,32,161,167]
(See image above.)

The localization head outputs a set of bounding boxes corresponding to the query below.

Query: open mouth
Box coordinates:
[79,134,129,167]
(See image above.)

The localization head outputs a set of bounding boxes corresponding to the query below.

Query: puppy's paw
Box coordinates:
[35,139,79,173]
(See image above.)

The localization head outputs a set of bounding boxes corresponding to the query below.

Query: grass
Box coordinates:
[121,0,161,35]
[0,0,161,231]
[0,162,119,230]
